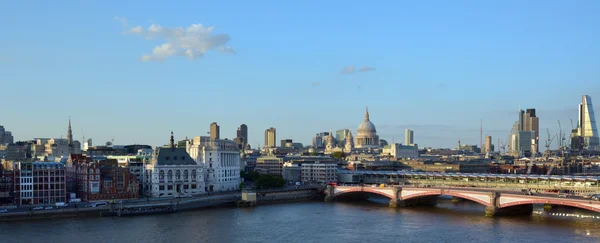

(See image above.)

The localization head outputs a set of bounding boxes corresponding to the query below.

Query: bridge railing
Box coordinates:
[344,178,600,194]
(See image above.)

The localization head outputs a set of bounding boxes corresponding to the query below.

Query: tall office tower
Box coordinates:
[510,108,539,156]
[484,136,493,153]
[523,109,539,147]
[576,95,599,149]
[264,127,276,148]
[404,129,414,145]
[235,124,248,149]
[210,122,220,139]
[237,124,248,142]
[335,129,351,145]
[0,125,14,145]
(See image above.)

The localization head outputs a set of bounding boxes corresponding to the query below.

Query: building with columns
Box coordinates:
[144,132,205,197]
[355,107,380,149]
[187,136,241,192]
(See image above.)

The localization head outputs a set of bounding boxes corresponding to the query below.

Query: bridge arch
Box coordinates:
[499,198,600,213]
[334,188,395,199]
[400,190,492,207]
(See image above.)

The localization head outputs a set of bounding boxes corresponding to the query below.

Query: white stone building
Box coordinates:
[144,133,205,197]
[382,143,419,159]
[187,136,241,192]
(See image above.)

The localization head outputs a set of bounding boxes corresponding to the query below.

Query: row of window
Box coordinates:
[157,170,197,182]
[158,184,198,191]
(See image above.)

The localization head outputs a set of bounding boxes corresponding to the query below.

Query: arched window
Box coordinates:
[176,170,181,180]
[167,170,173,182]
[191,170,197,182]
[184,170,189,180]
[159,170,165,182]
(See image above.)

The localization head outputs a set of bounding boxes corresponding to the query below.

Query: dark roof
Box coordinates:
[151,147,196,166]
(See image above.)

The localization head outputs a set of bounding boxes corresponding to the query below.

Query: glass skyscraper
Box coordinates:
[578,95,599,149]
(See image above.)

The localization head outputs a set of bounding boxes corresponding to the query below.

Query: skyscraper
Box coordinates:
[335,129,351,145]
[210,122,220,139]
[509,108,539,156]
[0,125,13,145]
[237,124,248,142]
[404,129,414,145]
[484,136,493,153]
[264,127,276,148]
[576,95,599,149]
[235,124,248,149]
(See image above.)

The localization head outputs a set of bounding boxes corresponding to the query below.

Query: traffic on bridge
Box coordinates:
[338,170,600,195]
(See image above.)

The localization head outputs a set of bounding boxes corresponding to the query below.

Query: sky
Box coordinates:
[1,0,600,150]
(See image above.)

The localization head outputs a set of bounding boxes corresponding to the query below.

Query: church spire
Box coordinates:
[364,106,370,122]
[170,131,175,150]
[67,117,73,145]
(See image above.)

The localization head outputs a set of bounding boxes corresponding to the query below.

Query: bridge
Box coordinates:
[325,186,600,216]
[338,170,600,195]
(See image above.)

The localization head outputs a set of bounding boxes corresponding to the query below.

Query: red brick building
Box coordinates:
[66,155,139,201]
[0,168,13,205]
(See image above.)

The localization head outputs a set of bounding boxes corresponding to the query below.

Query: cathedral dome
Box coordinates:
[355,107,380,149]
[357,108,377,135]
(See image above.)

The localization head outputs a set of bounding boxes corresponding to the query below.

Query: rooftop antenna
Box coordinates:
[480,119,483,152]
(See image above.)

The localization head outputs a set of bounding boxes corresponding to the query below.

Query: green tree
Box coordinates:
[255,175,285,189]
[332,151,345,159]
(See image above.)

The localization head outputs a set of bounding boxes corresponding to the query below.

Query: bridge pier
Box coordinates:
[389,187,403,208]
[485,192,533,217]
[324,185,335,202]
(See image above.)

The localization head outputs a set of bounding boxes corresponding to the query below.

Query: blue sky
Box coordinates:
[1,0,599,149]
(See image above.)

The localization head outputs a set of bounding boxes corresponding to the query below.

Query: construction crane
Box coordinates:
[545,128,557,151]
[500,141,507,154]
[557,120,567,150]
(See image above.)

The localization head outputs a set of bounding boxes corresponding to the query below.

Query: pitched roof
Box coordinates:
[151,147,196,166]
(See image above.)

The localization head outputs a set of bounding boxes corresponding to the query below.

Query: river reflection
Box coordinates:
[2,196,600,243]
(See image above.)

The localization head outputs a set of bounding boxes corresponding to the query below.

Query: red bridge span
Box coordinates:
[325,186,600,216]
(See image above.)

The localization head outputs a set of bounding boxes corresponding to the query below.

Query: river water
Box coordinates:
[2,196,600,243]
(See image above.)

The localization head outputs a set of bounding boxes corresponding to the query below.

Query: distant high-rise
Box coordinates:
[210,122,220,139]
[509,108,539,156]
[0,125,14,145]
[235,124,248,149]
[484,136,493,153]
[404,129,414,145]
[264,127,276,148]
[523,109,539,146]
[237,124,248,142]
[575,95,599,149]
[335,129,351,145]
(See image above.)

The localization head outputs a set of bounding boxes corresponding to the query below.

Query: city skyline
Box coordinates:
[2,1,600,148]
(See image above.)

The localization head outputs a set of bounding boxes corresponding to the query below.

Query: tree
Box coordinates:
[255,175,285,189]
[332,151,345,159]
[243,171,261,181]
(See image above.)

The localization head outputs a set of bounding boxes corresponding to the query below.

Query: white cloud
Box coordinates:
[340,66,356,74]
[113,16,128,28]
[359,66,376,72]
[119,19,234,62]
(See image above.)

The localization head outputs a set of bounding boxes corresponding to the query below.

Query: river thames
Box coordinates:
[3,197,600,243]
